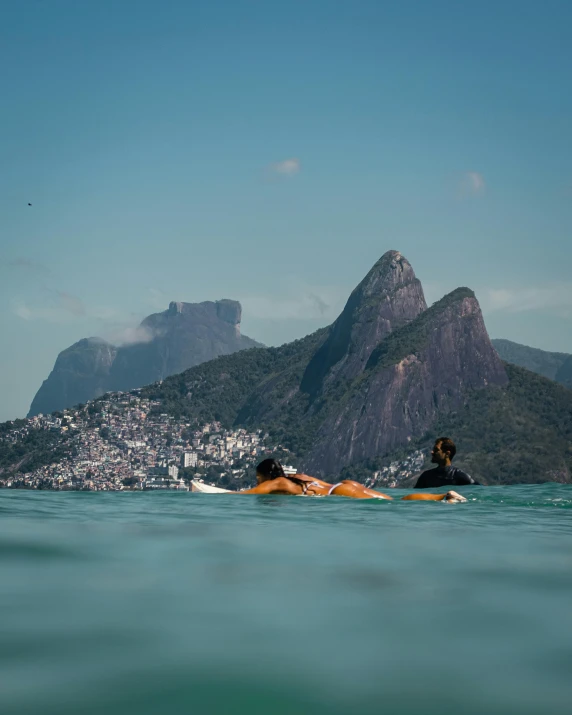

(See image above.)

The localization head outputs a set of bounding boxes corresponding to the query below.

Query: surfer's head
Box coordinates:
[431,437,456,466]
[255,459,285,484]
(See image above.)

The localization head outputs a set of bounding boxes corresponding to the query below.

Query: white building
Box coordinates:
[182,452,198,468]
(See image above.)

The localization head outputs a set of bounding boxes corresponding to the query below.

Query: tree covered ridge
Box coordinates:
[491,338,569,381]
[3,282,572,484]
[366,287,475,370]
[437,363,572,484]
[140,289,572,484]
[341,363,572,485]
[0,422,77,476]
[141,328,328,426]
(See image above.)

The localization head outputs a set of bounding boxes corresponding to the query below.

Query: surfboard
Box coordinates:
[191,480,232,493]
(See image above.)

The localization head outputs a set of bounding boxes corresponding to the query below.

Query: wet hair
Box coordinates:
[256,459,286,481]
[255,459,308,489]
[436,437,456,460]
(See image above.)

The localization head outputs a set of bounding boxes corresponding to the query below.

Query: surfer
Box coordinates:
[238,459,466,502]
[414,437,480,489]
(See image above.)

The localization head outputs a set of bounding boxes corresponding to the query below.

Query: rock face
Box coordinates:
[28,300,262,416]
[19,249,571,485]
[225,250,508,478]
[107,300,257,393]
[301,251,426,395]
[29,338,117,417]
[301,288,508,477]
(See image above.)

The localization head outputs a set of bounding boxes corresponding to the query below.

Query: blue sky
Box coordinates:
[1,0,571,421]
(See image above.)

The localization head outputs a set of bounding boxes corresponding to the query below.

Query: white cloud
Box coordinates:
[269,158,301,177]
[12,302,33,321]
[11,295,156,346]
[480,283,572,317]
[239,286,342,322]
[460,171,486,197]
[90,305,121,321]
[103,325,154,346]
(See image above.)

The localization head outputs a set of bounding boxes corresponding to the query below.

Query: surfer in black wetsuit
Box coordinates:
[414,437,480,489]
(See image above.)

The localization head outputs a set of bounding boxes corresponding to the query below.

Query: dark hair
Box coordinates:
[256,459,286,481]
[436,437,456,460]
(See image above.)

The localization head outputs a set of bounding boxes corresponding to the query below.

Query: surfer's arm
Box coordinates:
[401,491,466,502]
[239,477,301,495]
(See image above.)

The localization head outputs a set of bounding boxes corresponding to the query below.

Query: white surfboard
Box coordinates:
[191,480,232,494]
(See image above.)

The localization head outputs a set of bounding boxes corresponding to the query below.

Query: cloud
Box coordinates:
[12,303,34,320]
[103,325,154,346]
[90,306,121,321]
[269,158,301,177]
[239,286,341,322]
[11,293,156,347]
[460,171,486,197]
[11,300,73,323]
[480,283,572,317]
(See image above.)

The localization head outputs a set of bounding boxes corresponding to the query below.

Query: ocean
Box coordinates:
[1,486,571,715]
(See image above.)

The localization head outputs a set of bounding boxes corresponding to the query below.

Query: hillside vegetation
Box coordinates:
[434,364,572,484]
[0,419,77,476]
[142,328,327,428]
[341,363,572,485]
[492,339,569,382]
[142,318,572,484]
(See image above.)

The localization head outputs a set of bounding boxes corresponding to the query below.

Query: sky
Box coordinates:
[1,0,571,421]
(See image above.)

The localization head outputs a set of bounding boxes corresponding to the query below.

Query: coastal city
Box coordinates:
[0,389,427,492]
[0,390,274,491]
[364,449,426,489]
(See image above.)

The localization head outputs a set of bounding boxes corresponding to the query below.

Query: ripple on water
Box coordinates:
[0,485,571,715]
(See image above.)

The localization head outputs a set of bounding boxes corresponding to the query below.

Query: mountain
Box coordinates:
[139,251,571,484]
[27,338,117,420]
[7,250,572,486]
[555,356,572,389]
[300,287,508,477]
[492,339,570,384]
[300,251,427,395]
[28,300,263,417]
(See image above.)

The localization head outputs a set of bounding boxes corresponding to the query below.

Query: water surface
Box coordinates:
[1,486,571,714]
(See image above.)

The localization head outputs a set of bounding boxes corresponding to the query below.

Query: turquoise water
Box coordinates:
[1,486,572,715]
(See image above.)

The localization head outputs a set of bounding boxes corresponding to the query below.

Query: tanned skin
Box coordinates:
[239,472,466,502]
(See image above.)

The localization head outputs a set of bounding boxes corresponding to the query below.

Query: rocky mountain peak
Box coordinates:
[168,301,184,315]
[302,287,508,477]
[28,300,262,416]
[301,250,427,395]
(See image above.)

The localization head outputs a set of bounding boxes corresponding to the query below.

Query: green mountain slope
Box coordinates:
[142,328,327,430]
[136,287,572,484]
[492,339,569,382]
[4,252,572,486]
[434,363,572,484]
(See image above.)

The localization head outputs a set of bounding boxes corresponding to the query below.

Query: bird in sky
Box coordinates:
[28,203,32,206]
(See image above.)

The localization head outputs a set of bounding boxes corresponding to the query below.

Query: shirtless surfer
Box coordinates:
[237,459,466,502]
